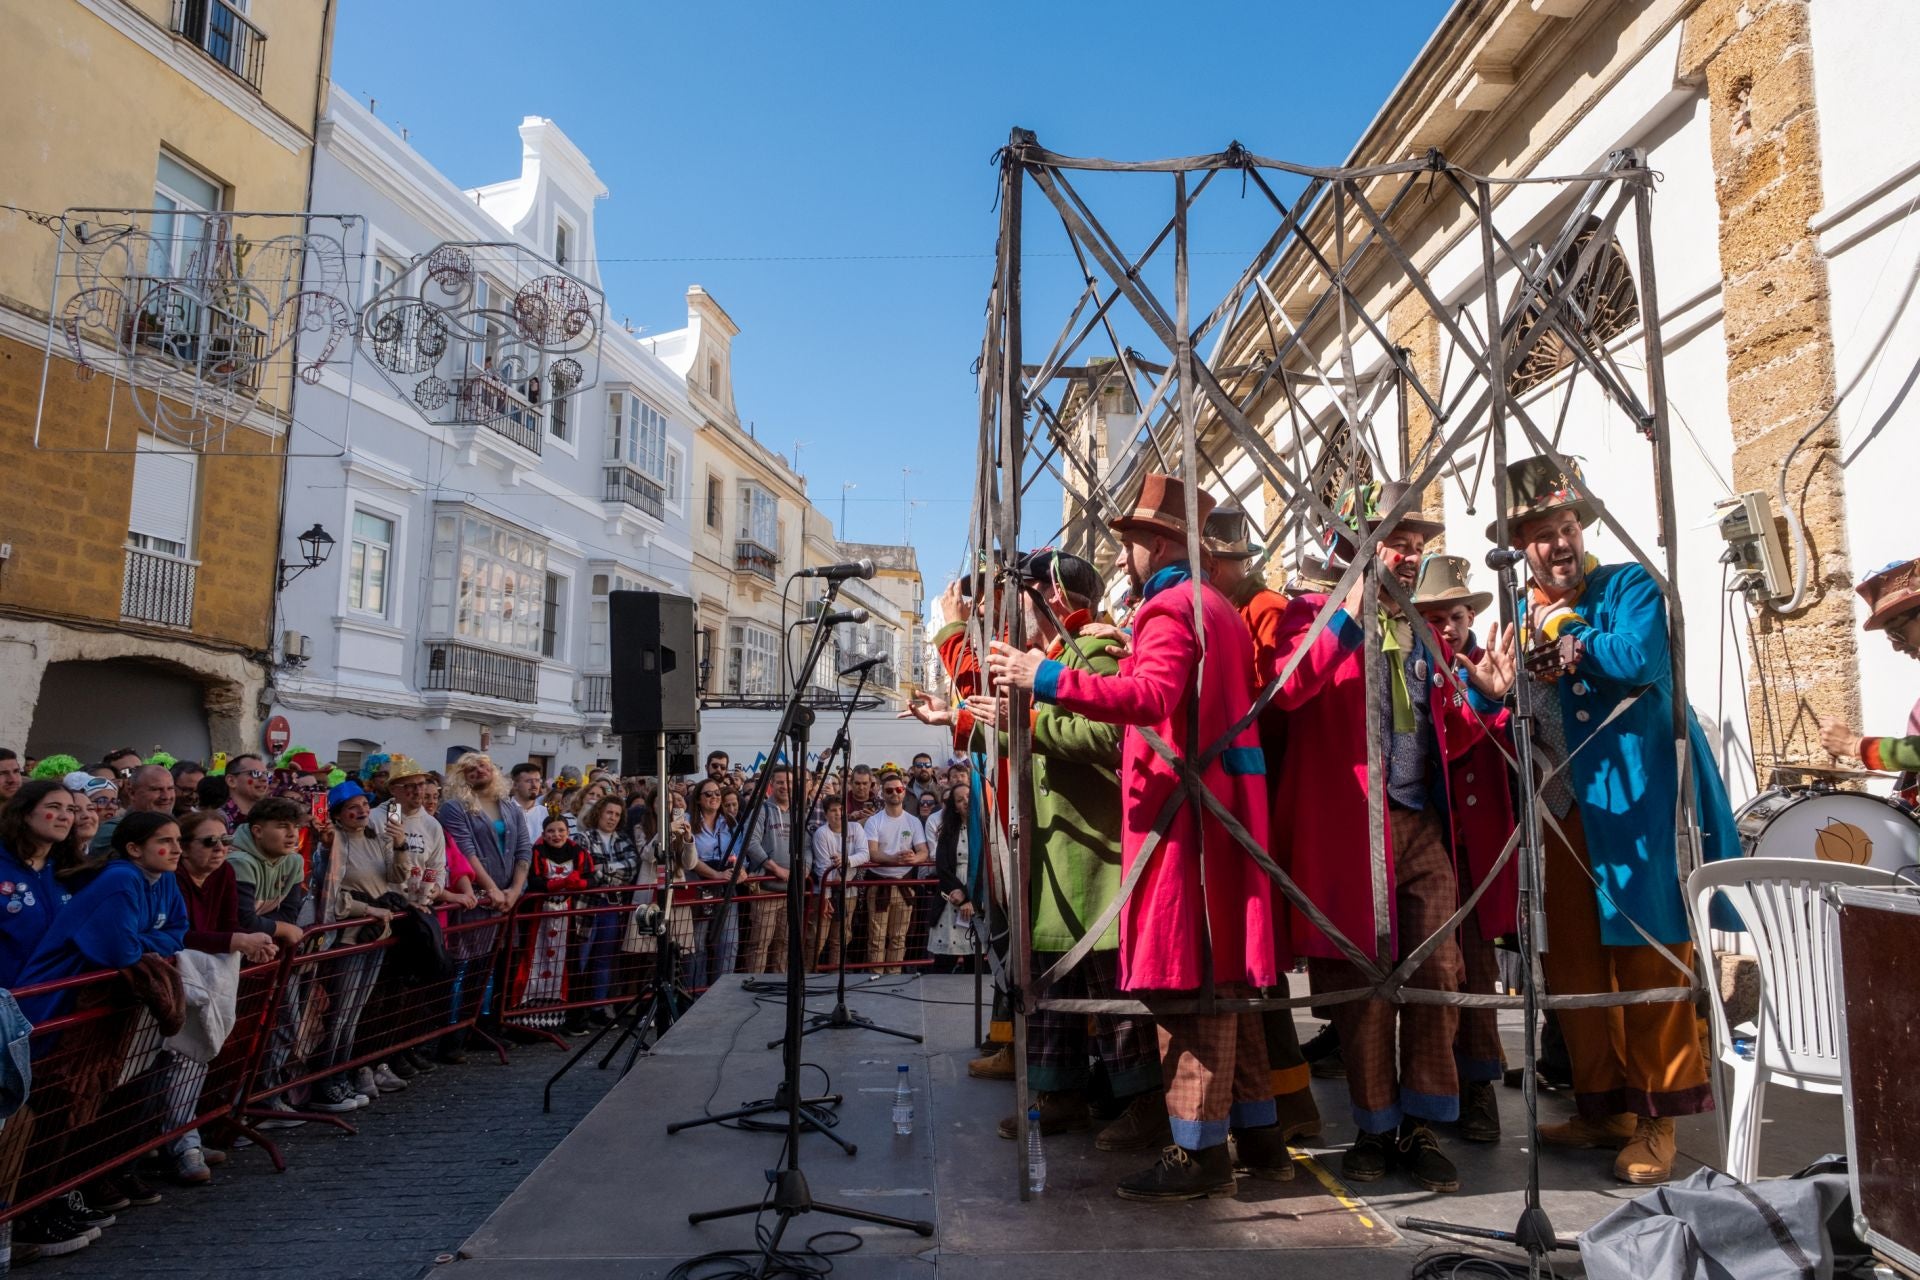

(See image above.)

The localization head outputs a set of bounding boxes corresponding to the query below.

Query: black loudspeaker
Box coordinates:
[609,591,698,736]
[621,731,697,778]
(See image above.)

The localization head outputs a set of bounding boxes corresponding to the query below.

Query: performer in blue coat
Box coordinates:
[16,811,187,1025]
[1486,456,1734,1188]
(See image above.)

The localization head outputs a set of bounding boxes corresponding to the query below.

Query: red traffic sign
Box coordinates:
[264,714,292,756]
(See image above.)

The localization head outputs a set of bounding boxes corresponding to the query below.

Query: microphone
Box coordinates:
[839,654,886,677]
[819,608,870,626]
[797,558,876,581]
[1485,547,1528,570]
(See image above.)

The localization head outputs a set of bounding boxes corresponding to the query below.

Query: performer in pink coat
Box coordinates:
[990,472,1286,1203]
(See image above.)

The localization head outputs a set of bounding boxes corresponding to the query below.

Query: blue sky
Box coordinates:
[330,0,1450,588]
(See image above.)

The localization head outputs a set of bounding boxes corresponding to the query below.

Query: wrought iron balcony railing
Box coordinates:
[735,539,778,582]
[171,0,267,90]
[424,639,538,704]
[453,375,543,454]
[576,673,612,714]
[127,278,268,393]
[602,464,665,519]
[122,545,197,629]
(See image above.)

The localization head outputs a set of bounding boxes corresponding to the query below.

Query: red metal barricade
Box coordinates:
[0,956,278,1224]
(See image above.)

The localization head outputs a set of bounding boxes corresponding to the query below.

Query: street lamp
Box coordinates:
[278,522,335,589]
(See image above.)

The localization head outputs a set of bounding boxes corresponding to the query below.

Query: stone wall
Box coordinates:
[1682,0,1859,774]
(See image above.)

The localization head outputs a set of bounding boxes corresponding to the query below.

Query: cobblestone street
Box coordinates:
[37,1040,624,1280]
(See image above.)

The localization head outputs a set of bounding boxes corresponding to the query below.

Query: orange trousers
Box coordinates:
[1539,807,1712,1120]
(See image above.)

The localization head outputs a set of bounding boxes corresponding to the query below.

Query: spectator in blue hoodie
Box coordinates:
[15,811,186,1025]
[0,780,83,988]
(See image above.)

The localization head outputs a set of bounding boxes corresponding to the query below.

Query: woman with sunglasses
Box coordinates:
[162,812,277,1185]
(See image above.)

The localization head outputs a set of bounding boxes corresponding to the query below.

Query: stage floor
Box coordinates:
[454,973,1842,1278]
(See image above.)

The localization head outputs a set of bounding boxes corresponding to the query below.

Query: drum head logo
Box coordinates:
[1814,820,1873,865]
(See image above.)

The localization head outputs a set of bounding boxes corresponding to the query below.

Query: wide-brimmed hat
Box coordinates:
[1858,557,1920,631]
[1202,506,1263,560]
[1323,480,1445,559]
[1110,472,1215,542]
[385,754,430,785]
[1412,554,1491,613]
[1487,454,1597,544]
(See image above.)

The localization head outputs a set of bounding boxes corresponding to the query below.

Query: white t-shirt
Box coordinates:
[862,810,928,880]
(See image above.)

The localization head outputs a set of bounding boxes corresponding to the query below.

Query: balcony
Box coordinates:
[735,539,778,582]
[871,662,898,689]
[424,639,538,704]
[170,0,267,90]
[576,673,612,715]
[454,374,543,454]
[602,464,665,520]
[122,545,197,629]
[128,280,268,392]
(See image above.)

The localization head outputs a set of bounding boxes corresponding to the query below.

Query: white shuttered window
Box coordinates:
[128,437,197,557]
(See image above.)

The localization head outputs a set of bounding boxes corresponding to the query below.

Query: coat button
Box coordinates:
[1575,709,1591,723]
[1466,795,1479,807]
[1465,772,1476,784]
[1572,681,1590,696]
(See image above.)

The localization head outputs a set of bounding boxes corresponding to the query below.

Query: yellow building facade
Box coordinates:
[0,0,336,762]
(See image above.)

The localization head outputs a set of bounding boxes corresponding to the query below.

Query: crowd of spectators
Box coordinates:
[0,738,969,1261]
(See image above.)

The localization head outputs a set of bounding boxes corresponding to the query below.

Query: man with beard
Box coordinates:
[1200,507,1321,1145]
[1268,482,1504,1193]
[1820,556,1920,777]
[1492,456,1736,1185]
[990,474,1285,1202]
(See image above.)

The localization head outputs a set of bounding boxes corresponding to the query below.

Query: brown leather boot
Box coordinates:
[1614,1116,1677,1185]
[967,1043,1014,1080]
[1094,1092,1172,1152]
[1537,1112,1634,1150]
[998,1089,1090,1139]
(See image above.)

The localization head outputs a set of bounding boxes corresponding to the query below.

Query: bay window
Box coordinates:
[428,506,548,654]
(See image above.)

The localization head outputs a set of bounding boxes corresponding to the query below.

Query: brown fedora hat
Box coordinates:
[1412,554,1491,613]
[1858,556,1920,632]
[1202,506,1262,560]
[1111,472,1215,542]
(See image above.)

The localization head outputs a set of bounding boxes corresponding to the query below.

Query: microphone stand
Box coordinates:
[686,578,936,1257]
[790,663,922,1046]
[1401,548,1574,1273]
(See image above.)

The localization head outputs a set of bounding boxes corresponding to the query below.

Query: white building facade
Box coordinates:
[274,90,696,776]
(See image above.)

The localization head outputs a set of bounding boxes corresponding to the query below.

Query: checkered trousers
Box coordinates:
[1027,949,1159,1098]
[1156,986,1274,1150]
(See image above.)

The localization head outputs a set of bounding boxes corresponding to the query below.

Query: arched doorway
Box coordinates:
[27,657,215,764]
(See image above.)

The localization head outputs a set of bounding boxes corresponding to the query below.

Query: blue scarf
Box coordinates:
[1141,562,1200,601]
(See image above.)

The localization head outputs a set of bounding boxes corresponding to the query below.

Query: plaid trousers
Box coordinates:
[1157,985,1273,1151]
[1307,804,1463,1131]
[1027,949,1160,1098]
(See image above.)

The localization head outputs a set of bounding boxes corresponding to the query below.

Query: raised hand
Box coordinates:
[900,690,954,726]
[985,639,1046,690]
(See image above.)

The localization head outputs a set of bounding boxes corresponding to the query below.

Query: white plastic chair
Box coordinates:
[1687,856,1899,1182]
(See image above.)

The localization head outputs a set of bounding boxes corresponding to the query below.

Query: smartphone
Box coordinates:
[310,794,328,826]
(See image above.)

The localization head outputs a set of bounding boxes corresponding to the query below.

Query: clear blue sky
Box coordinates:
[329,0,1450,589]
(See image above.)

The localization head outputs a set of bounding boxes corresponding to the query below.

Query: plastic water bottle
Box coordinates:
[1026,1107,1046,1194]
[892,1064,913,1135]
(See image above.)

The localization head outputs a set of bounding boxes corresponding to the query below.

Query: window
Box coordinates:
[128,436,198,558]
[542,572,565,659]
[549,392,570,442]
[368,252,404,305]
[150,153,222,284]
[705,474,723,529]
[707,358,721,395]
[738,484,778,551]
[727,622,780,696]
[605,389,668,479]
[1509,217,1641,395]
[471,277,503,370]
[554,219,572,268]
[427,507,548,654]
[347,509,395,616]
[665,447,682,507]
[585,570,646,669]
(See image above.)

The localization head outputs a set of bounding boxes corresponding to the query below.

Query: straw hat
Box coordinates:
[1110,472,1215,542]
[385,754,430,785]
[1411,554,1491,614]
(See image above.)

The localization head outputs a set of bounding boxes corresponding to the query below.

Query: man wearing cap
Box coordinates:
[1268,481,1503,1193]
[1202,507,1321,1144]
[1491,455,1737,1184]
[1412,554,1519,1143]
[1820,557,1920,776]
[990,473,1286,1202]
[939,549,1168,1154]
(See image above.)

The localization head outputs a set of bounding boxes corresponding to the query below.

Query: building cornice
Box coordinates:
[74,0,312,155]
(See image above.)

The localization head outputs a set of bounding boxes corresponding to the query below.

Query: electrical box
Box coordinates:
[1714,490,1792,604]
[281,630,311,664]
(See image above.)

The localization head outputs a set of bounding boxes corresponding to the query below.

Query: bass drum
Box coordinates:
[1735,788,1920,873]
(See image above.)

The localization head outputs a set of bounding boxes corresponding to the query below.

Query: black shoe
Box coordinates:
[1396,1119,1460,1192]
[80,1177,130,1213]
[402,1047,437,1074]
[435,1041,469,1065]
[587,1009,615,1028]
[111,1168,163,1207]
[388,1054,419,1081]
[15,1206,90,1257]
[1458,1080,1500,1144]
[64,1189,116,1231]
[1115,1144,1237,1202]
[1341,1129,1394,1183]
[562,1014,591,1036]
[310,1078,362,1113]
[1228,1123,1296,1181]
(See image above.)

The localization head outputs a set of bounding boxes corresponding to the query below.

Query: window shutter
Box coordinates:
[129,439,197,549]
